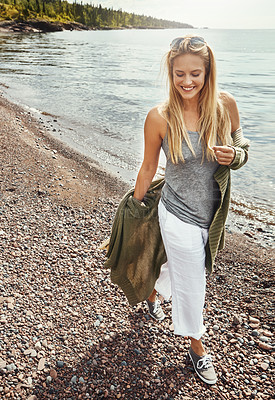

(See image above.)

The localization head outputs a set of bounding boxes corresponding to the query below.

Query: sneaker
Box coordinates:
[188,347,217,385]
[145,299,165,321]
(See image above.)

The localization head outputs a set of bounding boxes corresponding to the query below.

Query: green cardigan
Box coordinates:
[104,127,250,305]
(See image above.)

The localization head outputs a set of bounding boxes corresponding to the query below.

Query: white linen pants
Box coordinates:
[155,200,208,340]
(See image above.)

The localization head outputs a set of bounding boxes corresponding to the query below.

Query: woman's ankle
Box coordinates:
[190,338,206,357]
[147,288,157,303]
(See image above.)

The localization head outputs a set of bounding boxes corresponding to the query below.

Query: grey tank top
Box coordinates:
[161,131,221,229]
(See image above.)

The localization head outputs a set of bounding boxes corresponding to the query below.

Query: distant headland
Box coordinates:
[0,0,194,33]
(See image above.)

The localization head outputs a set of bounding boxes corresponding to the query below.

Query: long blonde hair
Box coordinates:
[158,35,232,163]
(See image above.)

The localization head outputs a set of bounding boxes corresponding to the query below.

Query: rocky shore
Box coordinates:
[0,93,274,399]
[0,19,92,33]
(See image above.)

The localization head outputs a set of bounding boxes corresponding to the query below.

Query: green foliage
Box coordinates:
[0,0,193,29]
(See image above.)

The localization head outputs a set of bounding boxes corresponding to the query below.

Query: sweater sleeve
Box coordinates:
[229,127,250,170]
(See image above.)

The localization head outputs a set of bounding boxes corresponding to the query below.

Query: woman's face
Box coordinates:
[172,53,206,101]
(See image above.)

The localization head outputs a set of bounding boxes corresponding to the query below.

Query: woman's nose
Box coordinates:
[182,75,193,85]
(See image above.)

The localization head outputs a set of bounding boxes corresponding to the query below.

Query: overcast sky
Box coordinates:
[91,0,275,29]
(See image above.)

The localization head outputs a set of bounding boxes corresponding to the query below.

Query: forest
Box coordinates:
[0,0,193,29]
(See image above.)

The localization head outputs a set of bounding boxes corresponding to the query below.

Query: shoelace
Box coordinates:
[197,355,213,370]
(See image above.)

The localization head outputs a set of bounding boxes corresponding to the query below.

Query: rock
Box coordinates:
[233,315,242,325]
[56,361,64,368]
[49,369,57,379]
[259,336,270,343]
[213,324,219,331]
[250,323,260,329]
[35,341,42,350]
[30,349,37,357]
[38,357,45,371]
[6,363,16,371]
[0,358,6,369]
[27,377,33,385]
[249,316,260,324]
[46,376,52,384]
[251,330,259,337]
[258,342,273,351]
[70,375,77,385]
[260,362,269,371]
[0,316,7,324]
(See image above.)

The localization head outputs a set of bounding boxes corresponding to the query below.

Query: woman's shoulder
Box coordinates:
[219,91,240,132]
[145,105,168,139]
[219,91,237,111]
[147,105,167,123]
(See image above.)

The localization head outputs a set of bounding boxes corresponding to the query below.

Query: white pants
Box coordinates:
[155,200,208,340]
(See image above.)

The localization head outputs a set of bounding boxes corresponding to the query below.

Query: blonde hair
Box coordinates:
[158,35,232,163]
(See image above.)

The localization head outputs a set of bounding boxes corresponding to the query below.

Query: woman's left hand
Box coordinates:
[212,145,236,166]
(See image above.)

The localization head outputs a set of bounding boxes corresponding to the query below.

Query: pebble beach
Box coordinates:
[0,93,274,399]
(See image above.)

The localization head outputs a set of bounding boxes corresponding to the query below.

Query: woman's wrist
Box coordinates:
[227,145,236,165]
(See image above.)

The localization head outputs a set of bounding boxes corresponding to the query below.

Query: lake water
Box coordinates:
[0,28,274,244]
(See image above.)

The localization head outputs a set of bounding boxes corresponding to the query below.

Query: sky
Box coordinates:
[90,0,275,29]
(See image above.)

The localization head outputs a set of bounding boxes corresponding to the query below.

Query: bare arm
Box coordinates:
[213,92,240,165]
[133,107,166,201]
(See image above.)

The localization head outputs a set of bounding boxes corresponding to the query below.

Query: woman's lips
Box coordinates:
[181,86,195,91]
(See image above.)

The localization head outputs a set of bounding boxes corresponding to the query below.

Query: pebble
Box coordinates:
[38,357,45,371]
[233,315,242,325]
[6,363,16,371]
[258,342,273,351]
[35,341,42,350]
[70,375,78,385]
[260,362,269,371]
[258,335,270,343]
[56,361,64,368]
[249,316,260,324]
[49,369,57,379]
[213,324,219,331]
[251,330,259,337]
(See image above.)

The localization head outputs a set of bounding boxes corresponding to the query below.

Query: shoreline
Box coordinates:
[0,93,274,399]
[0,19,191,33]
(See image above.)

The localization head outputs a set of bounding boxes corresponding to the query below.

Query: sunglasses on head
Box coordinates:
[170,36,206,50]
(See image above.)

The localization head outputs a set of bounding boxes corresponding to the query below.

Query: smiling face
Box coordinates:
[172,53,206,102]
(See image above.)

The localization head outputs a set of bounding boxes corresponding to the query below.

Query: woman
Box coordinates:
[133,35,249,385]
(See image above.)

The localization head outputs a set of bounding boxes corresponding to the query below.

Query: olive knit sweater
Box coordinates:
[104,127,250,305]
